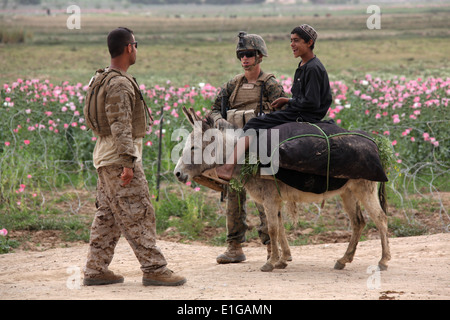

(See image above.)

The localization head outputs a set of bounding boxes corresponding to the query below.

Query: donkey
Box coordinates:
[174,107,391,272]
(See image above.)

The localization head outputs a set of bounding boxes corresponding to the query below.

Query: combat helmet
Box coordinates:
[236,31,268,60]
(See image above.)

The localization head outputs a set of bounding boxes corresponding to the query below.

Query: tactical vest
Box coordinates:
[226,72,274,128]
[84,68,153,137]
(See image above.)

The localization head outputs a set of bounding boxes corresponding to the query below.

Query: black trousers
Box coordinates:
[243,107,304,133]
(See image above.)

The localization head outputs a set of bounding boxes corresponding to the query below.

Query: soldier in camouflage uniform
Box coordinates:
[210,32,287,264]
[83,27,186,286]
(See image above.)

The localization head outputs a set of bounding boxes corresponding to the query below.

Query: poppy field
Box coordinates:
[0,73,448,248]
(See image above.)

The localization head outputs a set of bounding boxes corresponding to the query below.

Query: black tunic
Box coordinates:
[243,56,332,132]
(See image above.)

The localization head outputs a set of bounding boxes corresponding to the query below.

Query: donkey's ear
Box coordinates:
[189,107,203,122]
[182,106,195,127]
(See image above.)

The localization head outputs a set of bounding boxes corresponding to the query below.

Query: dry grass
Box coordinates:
[1,9,449,41]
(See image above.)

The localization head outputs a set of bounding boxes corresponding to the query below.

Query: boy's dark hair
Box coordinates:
[107,27,134,58]
[291,26,315,51]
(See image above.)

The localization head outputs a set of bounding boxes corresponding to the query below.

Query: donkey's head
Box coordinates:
[173,107,235,184]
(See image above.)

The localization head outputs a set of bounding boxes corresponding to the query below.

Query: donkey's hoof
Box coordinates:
[274,261,288,269]
[378,263,388,271]
[334,261,346,270]
[260,262,274,272]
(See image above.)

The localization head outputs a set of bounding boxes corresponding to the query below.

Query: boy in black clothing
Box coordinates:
[267,24,332,123]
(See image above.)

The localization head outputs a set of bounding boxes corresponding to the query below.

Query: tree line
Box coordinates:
[129,0,266,4]
[14,0,266,5]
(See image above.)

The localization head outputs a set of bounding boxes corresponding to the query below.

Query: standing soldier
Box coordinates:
[209,32,288,264]
[83,27,186,287]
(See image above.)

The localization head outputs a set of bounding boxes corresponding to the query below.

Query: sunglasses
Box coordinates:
[237,50,257,59]
[126,42,138,49]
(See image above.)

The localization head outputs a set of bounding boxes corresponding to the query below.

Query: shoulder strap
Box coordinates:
[93,68,121,87]
[257,72,275,84]
[257,72,275,116]
[229,74,246,106]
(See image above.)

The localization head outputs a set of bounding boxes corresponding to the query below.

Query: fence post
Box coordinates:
[156,105,164,202]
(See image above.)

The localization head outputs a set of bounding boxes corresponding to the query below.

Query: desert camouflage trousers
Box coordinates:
[226,187,270,245]
[84,162,167,276]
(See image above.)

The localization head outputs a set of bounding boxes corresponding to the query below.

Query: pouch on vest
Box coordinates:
[226,109,257,128]
[84,68,118,136]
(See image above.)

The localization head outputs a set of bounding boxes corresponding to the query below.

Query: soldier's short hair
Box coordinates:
[107,27,134,58]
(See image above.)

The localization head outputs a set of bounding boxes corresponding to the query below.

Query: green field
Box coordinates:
[1,2,450,86]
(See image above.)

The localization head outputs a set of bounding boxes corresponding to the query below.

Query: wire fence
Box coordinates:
[0,76,448,234]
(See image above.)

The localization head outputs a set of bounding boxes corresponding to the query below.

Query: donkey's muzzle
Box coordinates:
[174,170,188,184]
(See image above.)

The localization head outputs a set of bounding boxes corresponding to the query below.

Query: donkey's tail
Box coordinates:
[378,182,388,215]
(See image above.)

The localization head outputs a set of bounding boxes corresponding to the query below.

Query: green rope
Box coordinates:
[309,123,331,192]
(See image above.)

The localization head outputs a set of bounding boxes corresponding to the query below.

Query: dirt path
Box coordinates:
[0,233,449,300]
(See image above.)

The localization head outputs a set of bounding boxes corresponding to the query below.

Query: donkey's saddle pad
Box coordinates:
[264,122,388,183]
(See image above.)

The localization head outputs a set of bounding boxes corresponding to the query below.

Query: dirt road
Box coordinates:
[0,233,448,300]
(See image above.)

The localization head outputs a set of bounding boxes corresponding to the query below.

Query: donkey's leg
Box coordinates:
[261,201,282,272]
[274,211,290,269]
[359,182,391,270]
[334,190,366,270]
[282,201,296,261]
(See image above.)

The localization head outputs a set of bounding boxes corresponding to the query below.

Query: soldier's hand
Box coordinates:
[120,167,134,186]
[271,97,289,109]
[215,118,233,129]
